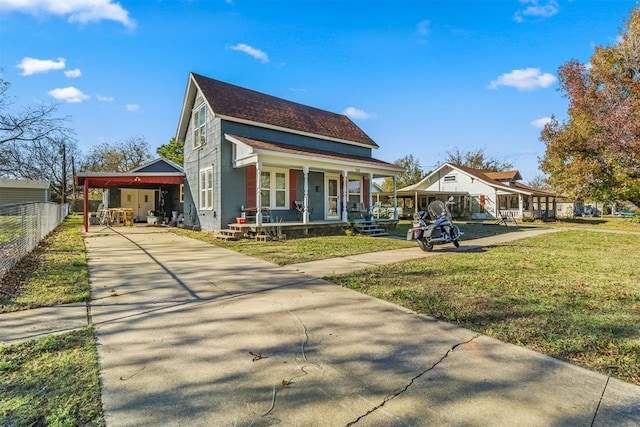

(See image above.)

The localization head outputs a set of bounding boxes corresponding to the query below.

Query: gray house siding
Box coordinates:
[223,121,372,158]
[0,188,48,205]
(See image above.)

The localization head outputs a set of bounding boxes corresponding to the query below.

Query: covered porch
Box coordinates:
[226,134,404,227]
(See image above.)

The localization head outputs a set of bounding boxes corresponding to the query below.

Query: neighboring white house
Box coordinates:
[0,179,50,205]
[392,163,556,220]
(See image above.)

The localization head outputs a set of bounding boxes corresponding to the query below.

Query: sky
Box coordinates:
[1,0,638,181]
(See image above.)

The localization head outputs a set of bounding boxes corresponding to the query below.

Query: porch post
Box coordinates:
[83,179,89,232]
[368,173,373,214]
[393,176,398,220]
[303,166,309,224]
[256,161,263,226]
[342,170,349,222]
[519,194,524,219]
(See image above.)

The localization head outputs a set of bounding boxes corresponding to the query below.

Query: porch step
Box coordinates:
[351,220,390,237]
[215,229,243,240]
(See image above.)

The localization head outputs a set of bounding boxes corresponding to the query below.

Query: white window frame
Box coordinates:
[348,178,362,208]
[193,104,206,149]
[444,174,457,183]
[260,168,289,210]
[199,167,213,210]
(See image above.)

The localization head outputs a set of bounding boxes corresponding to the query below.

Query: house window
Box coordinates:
[260,169,288,209]
[179,184,184,203]
[444,175,457,183]
[348,179,362,209]
[193,104,206,149]
[200,167,213,210]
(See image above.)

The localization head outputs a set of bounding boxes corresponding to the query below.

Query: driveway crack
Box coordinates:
[590,376,610,427]
[345,334,480,426]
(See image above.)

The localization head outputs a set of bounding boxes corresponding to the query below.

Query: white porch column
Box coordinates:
[519,194,524,218]
[368,173,373,214]
[342,170,349,222]
[256,161,263,226]
[393,176,398,220]
[303,166,310,224]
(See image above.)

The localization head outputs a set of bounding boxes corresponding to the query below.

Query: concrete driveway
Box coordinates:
[84,227,640,426]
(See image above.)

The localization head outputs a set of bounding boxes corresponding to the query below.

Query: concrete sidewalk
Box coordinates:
[2,226,640,426]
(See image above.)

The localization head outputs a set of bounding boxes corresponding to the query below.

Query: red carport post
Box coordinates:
[83,179,89,232]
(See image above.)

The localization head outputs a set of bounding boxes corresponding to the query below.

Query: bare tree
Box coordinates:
[84,136,153,172]
[0,74,70,145]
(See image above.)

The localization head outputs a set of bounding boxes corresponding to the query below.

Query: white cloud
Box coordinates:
[416,20,430,36]
[16,57,65,76]
[126,104,141,112]
[531,117,552,128]
[96,94,114,101]
[48,86,89,103]
[489,67,557,90]
[0,0,135,28]
[343,107,375,120]
[229,43,269,63]
[514,0,559,23]
[64,68,81,78]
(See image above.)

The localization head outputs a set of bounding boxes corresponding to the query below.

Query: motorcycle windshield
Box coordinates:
[427,200,452,221]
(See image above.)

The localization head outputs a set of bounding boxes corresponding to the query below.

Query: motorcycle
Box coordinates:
[406,199,463,251]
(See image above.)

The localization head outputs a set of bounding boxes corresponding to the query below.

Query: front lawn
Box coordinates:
[0,214,90,313]
[171,221,522,265]
[0,215,103,426]
[330,229,640,385]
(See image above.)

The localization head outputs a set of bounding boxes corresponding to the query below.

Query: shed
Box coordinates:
[0,179,50,205]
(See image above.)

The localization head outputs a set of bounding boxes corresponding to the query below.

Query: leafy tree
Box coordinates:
[84,136,153,172]
[540,7,640,204]
[444,147,513,171]
[0,74,69,145]
[156,137,184,165]
[381,154,426,191]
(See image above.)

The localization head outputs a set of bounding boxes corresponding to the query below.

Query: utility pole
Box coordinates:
[61,142,67,204]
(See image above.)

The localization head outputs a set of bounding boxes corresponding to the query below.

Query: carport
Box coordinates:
[75,171,184,233]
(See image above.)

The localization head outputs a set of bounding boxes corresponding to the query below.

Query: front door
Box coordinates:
[121,189,156,221]
[326,176,340,220]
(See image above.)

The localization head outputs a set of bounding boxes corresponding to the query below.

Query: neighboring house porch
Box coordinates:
[392,163,556,221]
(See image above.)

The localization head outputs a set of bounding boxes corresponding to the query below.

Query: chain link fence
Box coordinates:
[0,202,69,282]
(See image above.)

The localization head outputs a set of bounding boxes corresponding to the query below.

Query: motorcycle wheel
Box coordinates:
[418,238,434,252]
[453,239,460,248]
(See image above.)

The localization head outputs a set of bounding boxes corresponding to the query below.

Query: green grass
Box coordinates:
[0,328,104,427]
[0,214,90,313]
[0,215,104,426]
[330,229,640,385]
[171,221,521,265]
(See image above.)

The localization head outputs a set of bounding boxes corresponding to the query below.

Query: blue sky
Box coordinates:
[0,0,637,181]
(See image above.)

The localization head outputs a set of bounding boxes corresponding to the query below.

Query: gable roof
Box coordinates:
[179,73,378,148]
[129,157,183,173]
[485,170,522,181]
[401,163,554,197]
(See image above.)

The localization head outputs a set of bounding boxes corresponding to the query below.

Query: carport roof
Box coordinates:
[75,172,184,188]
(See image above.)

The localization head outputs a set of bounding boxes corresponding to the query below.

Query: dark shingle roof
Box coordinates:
[191,73,378,148]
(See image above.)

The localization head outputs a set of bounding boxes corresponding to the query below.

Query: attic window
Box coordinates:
[443,174,457,183]
[193,104,206,149]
